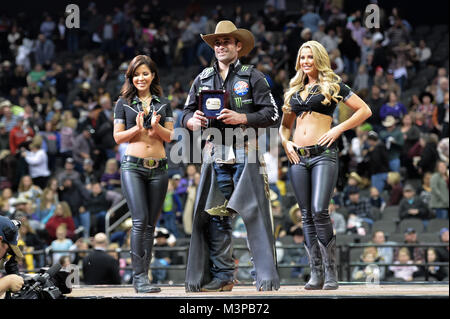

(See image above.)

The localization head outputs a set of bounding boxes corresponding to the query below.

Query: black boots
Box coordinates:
[131,250,161,293]
[304,241,324,290]
[201,278,234,292]
[317,236,339,290]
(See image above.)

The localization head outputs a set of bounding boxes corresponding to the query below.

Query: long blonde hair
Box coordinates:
[283,40,343,113]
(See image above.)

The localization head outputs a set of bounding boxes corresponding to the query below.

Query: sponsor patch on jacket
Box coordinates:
[233,81,249,96]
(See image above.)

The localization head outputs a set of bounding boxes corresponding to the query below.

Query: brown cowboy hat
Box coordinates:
[201,20,255,57]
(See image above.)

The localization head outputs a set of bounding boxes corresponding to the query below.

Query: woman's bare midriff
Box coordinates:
[125,130,166,159]
[293,111,333,147]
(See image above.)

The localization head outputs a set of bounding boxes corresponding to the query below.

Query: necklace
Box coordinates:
[139,95,152,115]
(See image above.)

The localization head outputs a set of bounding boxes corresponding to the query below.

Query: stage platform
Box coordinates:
[67,283,449,299]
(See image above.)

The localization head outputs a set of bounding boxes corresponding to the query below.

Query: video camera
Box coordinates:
[5,263,72,299]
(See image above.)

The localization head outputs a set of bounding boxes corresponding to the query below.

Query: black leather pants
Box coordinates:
[288,147,338,248]
[121,160,169,275]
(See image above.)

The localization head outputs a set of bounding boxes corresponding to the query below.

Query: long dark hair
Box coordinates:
[120,55,163,103]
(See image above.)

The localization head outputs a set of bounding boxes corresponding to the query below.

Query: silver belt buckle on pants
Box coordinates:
[143,158,159,169]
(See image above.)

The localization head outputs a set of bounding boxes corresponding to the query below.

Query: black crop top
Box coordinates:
[114,95,173,130]
[289,81,353,117]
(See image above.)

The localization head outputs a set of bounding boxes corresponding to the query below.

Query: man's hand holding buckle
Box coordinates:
[217,109,247,125]
[188,110,208,131]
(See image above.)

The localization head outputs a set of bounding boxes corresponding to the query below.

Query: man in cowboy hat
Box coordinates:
[0,216,24,295]
[182,20,280,292]
[379,115,404,172]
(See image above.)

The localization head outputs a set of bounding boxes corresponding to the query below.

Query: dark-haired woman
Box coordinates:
[113,55,173,293]
[279,41,371,290]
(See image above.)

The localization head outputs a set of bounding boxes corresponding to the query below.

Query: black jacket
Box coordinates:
[182,60,279,132]
[398,196,431,220]
[366,142,390,175]
[82,249,121,285]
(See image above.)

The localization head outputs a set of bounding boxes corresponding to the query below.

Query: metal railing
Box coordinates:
[7,243,449,284]
[105,199,130,239]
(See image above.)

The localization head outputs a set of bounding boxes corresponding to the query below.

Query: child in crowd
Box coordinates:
[50,224,74,264]
[389,247,419,281]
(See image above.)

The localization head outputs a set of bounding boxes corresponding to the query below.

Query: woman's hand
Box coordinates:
[151,111,161,127]
[283,140,300,165]
[136,112,144,131]
[317,126,343,147]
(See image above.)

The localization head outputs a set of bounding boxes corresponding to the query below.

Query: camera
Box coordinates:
[5,263,72,299]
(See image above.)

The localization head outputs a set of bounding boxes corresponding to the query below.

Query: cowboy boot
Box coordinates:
[304,240,324,290]
[131,250,161,293]
[317,236,339,290]
[143,226,155,281]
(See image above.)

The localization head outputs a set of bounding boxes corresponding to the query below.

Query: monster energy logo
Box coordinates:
[234,97,242,108]
[241,65,249,72]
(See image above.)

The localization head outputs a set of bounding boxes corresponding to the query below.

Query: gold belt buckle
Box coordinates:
[143,158,159,169]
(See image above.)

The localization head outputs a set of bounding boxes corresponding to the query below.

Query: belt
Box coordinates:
[123,155,167,169]
[295,144,331,157]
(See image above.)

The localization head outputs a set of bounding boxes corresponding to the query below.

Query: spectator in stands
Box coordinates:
[57,157,81,185]
[415,39,431,65]
[395,228,426,264]
[283,203,302,237]
[151,228,174,284]
[345,186,374,226]
[387,17,410,48]
[433,91,449,139]
[401,112,421,178]
[389,247,420,282]
[430,160,449,219]
[101,158,121,191]
[386,172,403,206]
[21,138,50,189]
[366,85,385,133]
[17,175,42,204]
[34,33,55,67]
[320,27,339,53]
[372,230,395,266]
[380,91,407,122]
[50,224,74,264]
[159,178,182,238]
[399,183,431,223]
[353,64,370,93]
[329,199,346,235]
[18,218,46,268]
[426,248,447,281]
[351,246,382,282]
[45,201,75,241]
[82,233,121,285]
[9,116,34,156]
[417,172,432,206]
[40,121,60,172]
[435,228,449,263]
[72,126,95,173]
[86,181,110,234]
[364,131,389,193]
[369,186,386,212]
[300,5,321,33]
[417,92,436,132]
[33,188,57,225]
[58,178,89,238]
[380,115,404,172]
[0,102,17,133]
[416,133,440,176]
[182,171,200,236]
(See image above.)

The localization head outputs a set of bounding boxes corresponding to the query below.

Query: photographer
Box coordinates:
[0,216,24,296]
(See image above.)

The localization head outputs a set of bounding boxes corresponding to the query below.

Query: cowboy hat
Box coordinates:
[382,115,397,127]
[201,20,255,57]
[419,91,434,104]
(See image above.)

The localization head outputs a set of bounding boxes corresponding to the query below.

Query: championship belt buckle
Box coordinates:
[143,158,159,169]
[198,90,229,119]
[297,147,310,157]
